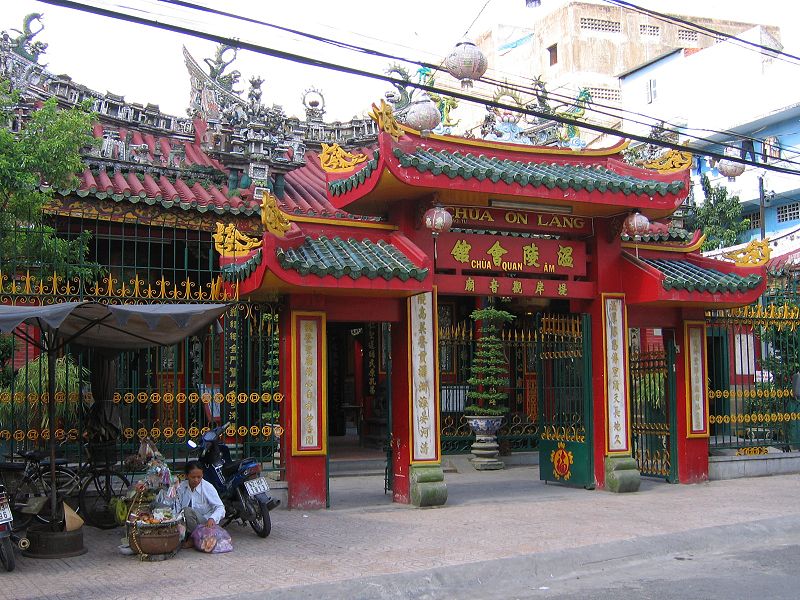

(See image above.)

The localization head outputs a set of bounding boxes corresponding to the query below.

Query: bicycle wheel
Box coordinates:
[79,469,130,530]
[38,466,81,523]
[12,466,81,528]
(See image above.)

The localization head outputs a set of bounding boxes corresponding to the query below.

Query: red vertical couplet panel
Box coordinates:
[285,310,328,509]
[678,320,710,482]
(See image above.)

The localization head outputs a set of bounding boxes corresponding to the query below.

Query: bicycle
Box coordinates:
[1,444,129,531]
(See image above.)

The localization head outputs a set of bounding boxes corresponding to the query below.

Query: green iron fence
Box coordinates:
[0,210,283,479]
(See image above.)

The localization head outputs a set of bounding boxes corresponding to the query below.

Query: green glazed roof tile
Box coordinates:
[328,150,381,197]
[642,258,763,293]
[621,226,693,243]
[275,235,428,282]
[392,147,686,197]
[221,249,263,283]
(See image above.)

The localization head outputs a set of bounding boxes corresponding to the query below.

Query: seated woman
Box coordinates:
[178,460,225,548]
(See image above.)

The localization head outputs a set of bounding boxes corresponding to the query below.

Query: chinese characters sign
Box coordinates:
[603,295,629,453]
[409,292,439,463]
[438,233,586,277]
[685,322,708,437]
[435,274,595,299]
[291,312,327,455]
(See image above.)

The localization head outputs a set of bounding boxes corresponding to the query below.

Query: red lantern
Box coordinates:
[423,206,453,237]
[623,211,650,237]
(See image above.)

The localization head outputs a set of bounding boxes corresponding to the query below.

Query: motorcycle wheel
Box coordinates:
[0,536,15,572]
[246,497,271,538]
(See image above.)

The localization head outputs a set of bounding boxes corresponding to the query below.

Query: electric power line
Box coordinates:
[31,0,800,179]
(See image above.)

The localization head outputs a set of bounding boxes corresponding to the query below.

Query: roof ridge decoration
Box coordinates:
[319,143,368,172]
[722,239,772,267]
[212,222,262,258]
[260,188,291,237]
[369,100,404,141]
[640,150,693,174]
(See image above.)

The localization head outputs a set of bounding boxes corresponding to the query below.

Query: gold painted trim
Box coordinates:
[286,214,398,231]
[601,292,632,456]
[684,320,710,439]
[622,234,706,253]
[397,119,630,156]
[291,311,328,456]
[640,150,693,173]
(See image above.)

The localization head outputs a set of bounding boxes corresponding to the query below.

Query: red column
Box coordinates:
[391,308,411,504]
[675,315,710,483]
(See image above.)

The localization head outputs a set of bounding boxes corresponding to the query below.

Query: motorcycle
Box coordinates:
[187,422,279,538]
[0,485,15,571]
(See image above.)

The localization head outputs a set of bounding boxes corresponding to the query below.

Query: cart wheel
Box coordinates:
[17,537,29,551]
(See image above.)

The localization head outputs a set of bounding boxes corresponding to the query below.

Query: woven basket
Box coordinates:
[128,522,180,556]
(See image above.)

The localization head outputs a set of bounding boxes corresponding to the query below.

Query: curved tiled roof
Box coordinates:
[390,147,686,196]
[275,235,428,281]
[641,258,763,293]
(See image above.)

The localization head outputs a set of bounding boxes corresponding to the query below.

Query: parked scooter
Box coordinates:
[187,422,279,538]
[0,485,15,571]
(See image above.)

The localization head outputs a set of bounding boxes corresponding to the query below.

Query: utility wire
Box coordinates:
[602,0,800,67]
[158,0,799,164]
[33,0,800,178]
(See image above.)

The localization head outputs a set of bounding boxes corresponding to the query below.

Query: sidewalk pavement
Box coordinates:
[4,459,800,600]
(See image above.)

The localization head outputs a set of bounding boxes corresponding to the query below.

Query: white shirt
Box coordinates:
[178,478,225,523]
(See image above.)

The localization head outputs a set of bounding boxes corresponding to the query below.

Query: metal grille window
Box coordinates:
[640,24,660,37]
[744,211,761,231]
[587,87,621,102]
[580,17,621,33]
[678,28,699,43]
[777,202,800,223]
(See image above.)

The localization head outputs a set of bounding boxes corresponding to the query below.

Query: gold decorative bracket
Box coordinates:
[641,150,693,173]
[369,99,404,141]
[259,188,291,237]
[319,143,367,172]
[213,222,262,257]
[722,238,771,266]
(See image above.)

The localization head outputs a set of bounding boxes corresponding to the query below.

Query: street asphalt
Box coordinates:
[3,456,800,600]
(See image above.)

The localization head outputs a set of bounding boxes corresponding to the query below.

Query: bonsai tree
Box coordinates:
[464,305,515,416]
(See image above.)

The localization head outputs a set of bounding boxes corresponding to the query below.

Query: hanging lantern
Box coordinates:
[623,211,650,238]
[423,205,453,237]
[444,41,488,89]
[404,94,441,133]
[717,146,745,180]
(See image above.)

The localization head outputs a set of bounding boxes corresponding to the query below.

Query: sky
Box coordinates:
[3,0,799,122]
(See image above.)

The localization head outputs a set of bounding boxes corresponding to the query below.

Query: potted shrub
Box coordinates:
[464,306,515,470]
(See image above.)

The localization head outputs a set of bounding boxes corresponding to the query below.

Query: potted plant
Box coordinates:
[464,305,515,470]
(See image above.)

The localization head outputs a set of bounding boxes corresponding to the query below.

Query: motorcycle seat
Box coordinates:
[222,460,243,477]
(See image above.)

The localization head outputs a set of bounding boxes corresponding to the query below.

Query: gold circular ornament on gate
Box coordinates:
[14,430,26,441]
[261,393,271,403]
[250,425,260,436]
[13,392,24,403]
[137,427,148,439]
[273,393,284,403]
[150,427,161,439]
[176,427,187,438]
[68,392,79,403]
[151,393,160,404]
[261,425,272,437]
[237,393,248,404]
[226,392,236,404]
[226,426,236,437]
[200,427,210,436]
[250,393,260,403]
[138,392,148,403]
[124,428,135,439]
[113,392,122,404]
[31,392,43,404]
[124,392,135,404]
[201,393,211,404]
[40,429,50,440]
[163,427,174,439]
[0,392,9,403]
[237,426,247,436]
[188,427,200,438]
[54,429,65,440]
[0,431,9,440]
[214,393,224,404]
[67,429,79,441]
[54,391,65,403]
[177,393,187,403]
[189,393,199,404]
[274,425,284,437]
[163,393,174,404]
[27,429,38,440]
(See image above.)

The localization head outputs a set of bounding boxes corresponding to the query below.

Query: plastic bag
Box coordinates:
[191,524,233,553]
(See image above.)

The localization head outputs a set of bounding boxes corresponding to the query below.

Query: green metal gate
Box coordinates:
[537,313,593,487]
[629,342,677,481]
